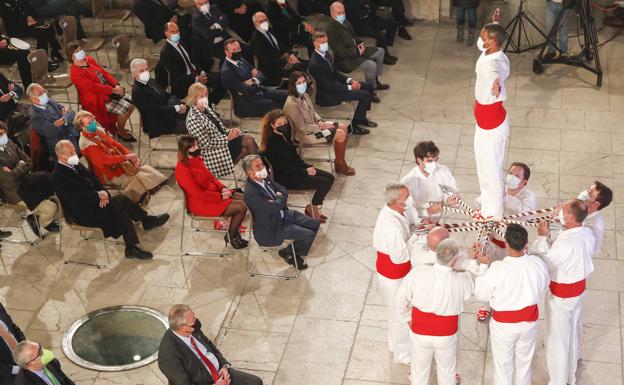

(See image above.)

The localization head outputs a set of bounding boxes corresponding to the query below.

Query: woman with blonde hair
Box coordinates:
[185,82,258,177]
[260,109,334,223]
[75,110,168,205]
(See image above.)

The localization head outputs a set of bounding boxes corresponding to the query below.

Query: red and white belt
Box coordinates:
[550,279,586,298]
[492,304,538,323]
[474,101,506,130]
[376,251,411,280]
[411,307,458,336]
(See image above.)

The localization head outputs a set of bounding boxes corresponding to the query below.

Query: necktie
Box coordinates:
[177,44,197,77]
[266,32,278,50]
[0,326,17,350]
[190,337,219,382]
[263,181,277,200]
[44,367,61,385]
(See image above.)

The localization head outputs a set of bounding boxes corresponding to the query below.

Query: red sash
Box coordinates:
[411,307,458,336]
[376,252,411,279]
[491,238,506,249]
[474,101,506,129]
[492,304,538,323]
[549,279,586,298]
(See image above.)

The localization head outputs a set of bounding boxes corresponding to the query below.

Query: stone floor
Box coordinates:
[1,19,624,385]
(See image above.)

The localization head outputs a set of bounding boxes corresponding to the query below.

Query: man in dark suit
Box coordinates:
[308,31,376,135]
[343,0,402,59]
[0,303,26,385]
[190,0,232,60]
[12,340,74,385]
[216,0,262,43]
[249,12,308,87]
[0,41,32,88]
[160,21,225,106]
[220,39,288,118]
[131,58,188,139]
[133,0,190,44]
[51,140,169,260]
[0,72,24,124]
[242,154,318,268]
[158,304,263,385]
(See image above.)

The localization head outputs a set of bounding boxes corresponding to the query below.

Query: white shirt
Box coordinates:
[372,205,410,264]
[530,226,595,283]
[504,187,537,215]
[314,50,353,90]
[474,254,550,311]
[407,235,437,266]
[400,164,458,222]
[396,263,474,320]
[474,50,510,105]
[583,210,605,256]
[173,332,220,372]
[0,319,19,375]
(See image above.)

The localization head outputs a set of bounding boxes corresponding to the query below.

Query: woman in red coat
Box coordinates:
[176,135,248,249]
[68,42,136,142]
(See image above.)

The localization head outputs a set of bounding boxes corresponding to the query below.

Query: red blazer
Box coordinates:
[70,56,119,130]
[80,129,130,183]
[176,157,232,216]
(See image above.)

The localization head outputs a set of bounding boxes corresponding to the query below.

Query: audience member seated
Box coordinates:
[266,0,315,52]
[326,1,388,90]
[74,110,168,205]
[0,38,33,87]
[243,154,318,269]
[158,304,263,385]
[0,73,29,148]
[185,83,258,177]
[0,0,63,63]
[216,0,262,43]
[29,0,91,39]
[133,0,190,44]
[260,109,334,222]
[0,122,60,237]
[1,302,26,385]
[52,140,170,260]
[220,38,288,117]
[284,71,356,175]
[342,0,402,58]
[12,341,74,385]
[175,135,249,249]
[298,0,331,16]
[372,0,419,28]
[27,83,79,160]
[249,12,308,87]
[68,43,136,142]
[131,58,188,139]
[307,31,376,133]
[160,21,225,106]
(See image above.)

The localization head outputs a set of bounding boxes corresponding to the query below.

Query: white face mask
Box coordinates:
[138,71,150,83]
[74,49,86,61]
[67,154,80,166]
[200,3,210,13]
[318,42,329,53]
[38,92,49,106]
[505,174,522,189]
[423,161,437,174]
[197,96,209,108]
[558,209,566,227]
[277,0,286,4]
[477,36,486,52]
[0,134,7,146]
[577,190,590,202]
[296,82,307,95]
[255,168,268,179]
[258,21,269,32]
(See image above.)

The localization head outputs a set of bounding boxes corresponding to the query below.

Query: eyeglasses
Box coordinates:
[26,344,42,365]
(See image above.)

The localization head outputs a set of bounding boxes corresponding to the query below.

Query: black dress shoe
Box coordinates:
[225,233,248,249]
[0,230,11,239]
[372,95,381,103]
[26,214,41,238]
[352,125,370,135]
[402,19,415,26]
[142,213,170,231]
[295,256,308,270]
[47,63,59,72]
[45,221,60,232]
[118,133,137,143]
[125,245,153,260]
[376,82,390,90]
[363,119,378,128]
[383,56,396,65]
[398,27,412,40]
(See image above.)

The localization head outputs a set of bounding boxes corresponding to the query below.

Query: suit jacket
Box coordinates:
[283,94,326,144]
[13,360,74,385]
[249,29,288,87]
[325,18,375,73]
[158,325,230,385]
[0,303,26,385]
[307,51,351,106]
[0,141,33,204]
[51,163,123,238]
[131,79,180,138]
[244,176,289,247]
[216,0,263,43]
[219,58,267,115]
[297,0,331,16]
[190,6,230,46]
[133,0,176,43]
[266,2,304,49]
[17,171,54,211]
[159,40,203,99]
[29,101,78,160]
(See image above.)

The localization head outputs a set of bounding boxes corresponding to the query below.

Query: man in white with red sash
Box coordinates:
[530,199,595,385]
[578,181,612,257]
[408,226,449,267]
[473,224,549,385]
[373,182,412,364]
[473,9,510,220]
[396,238,473,385]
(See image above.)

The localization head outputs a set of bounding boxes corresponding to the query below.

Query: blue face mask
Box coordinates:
[38,92,49,106]
[319,42,329,53]
[169,33,180,43]
[296,82,307,95]
[0,134,8,146]
[336,14,346,24]
[86,120,98,133]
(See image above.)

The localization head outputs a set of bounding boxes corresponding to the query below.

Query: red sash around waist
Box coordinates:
[549,279,586,298]
[492,304,538,323]
[411,307,459,336]
[474,101,506,130]
[376,252,411,279]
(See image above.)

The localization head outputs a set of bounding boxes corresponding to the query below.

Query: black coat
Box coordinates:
[0,303,26,385]
[0,0,36,37]
[13,359,75,385]
[51,163,123,238]
[0,73,18,122]
[133,0,176,43]
[307,51,351,106]
[17,171,54,211]
[249,29,288,87]
[243,176,289,247]
[216,0,263,43]
[158,325,230,385]
[298,0,331,16]
[159,40,204,99]
[263,133,311,186]
[343,0,377,28]
[266,2,304,48]
[131,79,180,138]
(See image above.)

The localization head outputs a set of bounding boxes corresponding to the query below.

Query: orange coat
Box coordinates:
[80,129,130,183]
[176,157,232,216]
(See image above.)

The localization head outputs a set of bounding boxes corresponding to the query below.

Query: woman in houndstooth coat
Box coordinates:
[185,83,258,177]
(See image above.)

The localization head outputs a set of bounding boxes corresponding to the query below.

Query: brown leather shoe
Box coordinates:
[376,82,390,90]
[372,95,381,103]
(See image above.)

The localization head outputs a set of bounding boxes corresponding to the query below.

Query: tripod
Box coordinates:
[504,0,551,53]
[533,0,603,87]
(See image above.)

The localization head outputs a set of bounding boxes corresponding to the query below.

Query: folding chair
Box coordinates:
[226,89,260,133]
[307,74,356,122]
[59,16,108,66]
[112,34,158,85]
[91,0,136,37]
[136,115,178,171]
[179,193,232,257]
[0,202,43,245]
[27,49,73,107]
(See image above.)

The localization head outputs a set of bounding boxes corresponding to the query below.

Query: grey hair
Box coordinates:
[252,11,265,24]
[242,154,260,172]
[26,83,43,98]
[130,58,147,74]
[54,139,73,156]
[436,238,460,265]
[168,304,191,331]
[13,341,36,368]
[383,182,407,204]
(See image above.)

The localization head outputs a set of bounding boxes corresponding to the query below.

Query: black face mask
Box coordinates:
[276,123,290,136]
[189,149,201,157]
[193,319,202,333]
[231,51,242,61]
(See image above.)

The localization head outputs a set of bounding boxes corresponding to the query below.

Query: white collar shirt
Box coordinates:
[372,205,411,264]
[400,164,458,221]
[583,210,605,256]
[503,186,537,216]
[475,50,510,105]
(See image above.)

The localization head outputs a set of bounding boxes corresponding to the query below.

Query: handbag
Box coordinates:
[119,160,139,176]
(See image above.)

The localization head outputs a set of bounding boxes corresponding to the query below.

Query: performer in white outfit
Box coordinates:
[473,9,510,220]
[578,181,612,256]
[473,224,550,385]
[530,199,596,385]
[401,141,459,225]
[372,182,412,364]
[409,226,449,267]
[396,238,474,385]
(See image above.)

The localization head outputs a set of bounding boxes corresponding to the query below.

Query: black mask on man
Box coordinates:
[231,51,242,61]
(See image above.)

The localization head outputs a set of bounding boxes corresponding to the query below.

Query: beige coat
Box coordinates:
[283,94,329,145]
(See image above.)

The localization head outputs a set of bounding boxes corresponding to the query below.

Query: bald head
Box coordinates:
[330,1,344,18]
[427,226,449,251]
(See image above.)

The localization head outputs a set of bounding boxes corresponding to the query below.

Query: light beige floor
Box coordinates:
[1,19,624,385]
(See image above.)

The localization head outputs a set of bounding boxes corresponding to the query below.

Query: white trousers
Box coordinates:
[377,273,411,363]
[409,332,458,385]
[490,319,538,385]
[545,291,583,385]
[474,116,509,219]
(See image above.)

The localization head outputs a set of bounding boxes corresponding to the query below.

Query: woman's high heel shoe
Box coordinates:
[225,233,248,249]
